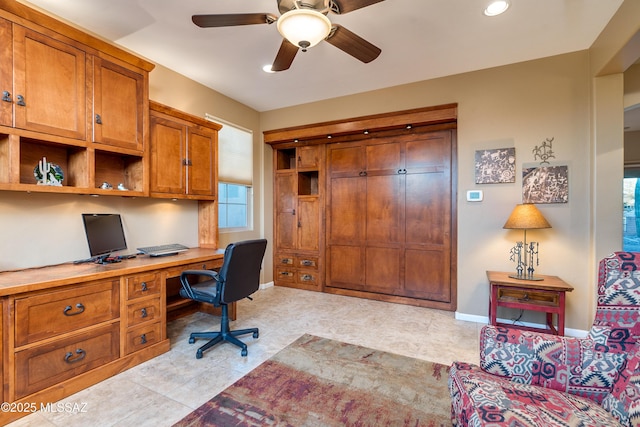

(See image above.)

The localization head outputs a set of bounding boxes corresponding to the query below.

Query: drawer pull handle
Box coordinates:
[63,303,85,316]
[280,271,293,276]
[16,94,25,106]
[141,282,148,291]
[64,349,86,364]
[2,91,11,102]
[140,334,147,344]
[520,293,530,302]
[281,258,292,264]
[301,260,313,266]
[95,114,102,124]
[302,274,313,281]
[140,308,148,318]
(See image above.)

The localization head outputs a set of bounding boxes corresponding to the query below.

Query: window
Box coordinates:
[218,182,250,228]
[624,177,640,251]
[205,114,253,231]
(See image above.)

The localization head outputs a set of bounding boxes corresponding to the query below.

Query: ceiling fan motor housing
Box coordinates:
[277,0,330,15]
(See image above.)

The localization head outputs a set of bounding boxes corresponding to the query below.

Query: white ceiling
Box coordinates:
[21,0,630,118]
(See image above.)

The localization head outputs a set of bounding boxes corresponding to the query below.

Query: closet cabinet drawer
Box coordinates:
[125,322,161,355]
[126,272,160,300]
[15,323,119,399]
[14,280,119,347]
[126,298,161,327]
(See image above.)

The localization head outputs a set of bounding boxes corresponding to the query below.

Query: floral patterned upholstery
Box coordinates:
[449,252,640,426]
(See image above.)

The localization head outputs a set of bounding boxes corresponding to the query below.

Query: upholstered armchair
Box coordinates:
[449,252,640,426]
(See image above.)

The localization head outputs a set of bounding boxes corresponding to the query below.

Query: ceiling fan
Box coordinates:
[192,0,384,72]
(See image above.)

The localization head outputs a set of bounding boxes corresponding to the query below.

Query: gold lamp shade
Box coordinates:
[503,203,551,230]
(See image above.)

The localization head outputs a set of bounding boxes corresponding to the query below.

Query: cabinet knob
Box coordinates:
[359,170,367,176]
[140,307,148,318]
[397,169,407,174]
[16,94,25,106]
[2,91,11,102]
[95,114,102,124]
[140,333,147,344]
[141,282,148,291]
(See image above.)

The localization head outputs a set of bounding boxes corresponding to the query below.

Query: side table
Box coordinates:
[487,271,574,336]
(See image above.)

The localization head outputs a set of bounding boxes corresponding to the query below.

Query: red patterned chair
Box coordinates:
[449,252,640,426]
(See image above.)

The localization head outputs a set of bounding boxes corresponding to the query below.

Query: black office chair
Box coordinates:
[179,239,267,358]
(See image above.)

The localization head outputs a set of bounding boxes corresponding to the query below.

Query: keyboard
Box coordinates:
[137,243,189,257]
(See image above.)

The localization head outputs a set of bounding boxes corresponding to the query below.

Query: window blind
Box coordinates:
[206,114,253,186]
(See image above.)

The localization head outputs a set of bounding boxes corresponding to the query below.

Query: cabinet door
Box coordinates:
[0,18,12,127]
[297,145,321,169]
[298,197,320,251]
[13,25,86,140]
[403,132,452,302]
[275,172,297,250]
[150,115,186,194]
[187,127,216,196]
[92,57,144,151]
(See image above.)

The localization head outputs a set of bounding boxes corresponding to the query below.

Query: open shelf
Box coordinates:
[298,171,319,195]
[276,148,296,170]
[20,138,88,188]
[94,150,144,193]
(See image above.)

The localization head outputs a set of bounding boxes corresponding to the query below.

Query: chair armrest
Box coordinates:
[481,324,627,403]
[179,269,220,300]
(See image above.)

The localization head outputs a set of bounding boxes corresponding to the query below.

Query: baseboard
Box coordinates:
[454,312,588,338]
[259,281,274,290]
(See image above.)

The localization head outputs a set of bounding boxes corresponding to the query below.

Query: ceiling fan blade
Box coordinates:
[330,0,385,14]
[192,13,276,28]
[271,40,299,72]
[325,25,381,63]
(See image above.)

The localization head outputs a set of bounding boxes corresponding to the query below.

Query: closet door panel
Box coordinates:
[404,249,450,302]
[328,176,365,243]
[365,246,401,294]
[327,245,364,290]
[366,174,401,243]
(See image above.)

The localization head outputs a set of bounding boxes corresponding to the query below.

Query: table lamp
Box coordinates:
[503,203,551,280]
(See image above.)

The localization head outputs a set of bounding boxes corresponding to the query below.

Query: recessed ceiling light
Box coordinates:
[484,0,510,16]
[262,64,275,73]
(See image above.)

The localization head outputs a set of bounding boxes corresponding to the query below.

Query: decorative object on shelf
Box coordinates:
[503,203,551,280]
[100,182,113,190]
[117,183,128,191]
[522,165,568,204]
[533,137,555,165]
[33,157,63,186]
[474,147,515,184]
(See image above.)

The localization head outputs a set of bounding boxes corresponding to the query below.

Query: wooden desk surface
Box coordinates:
[0,248,225,296]
[486,271,574,292]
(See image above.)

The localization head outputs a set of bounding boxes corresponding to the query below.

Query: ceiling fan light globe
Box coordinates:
[277,9,332,50]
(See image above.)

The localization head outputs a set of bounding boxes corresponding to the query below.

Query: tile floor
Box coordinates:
[8,286,482,427]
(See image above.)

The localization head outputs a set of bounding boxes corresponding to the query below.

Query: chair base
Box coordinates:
[188,303,258,358]
[189,328,259,358]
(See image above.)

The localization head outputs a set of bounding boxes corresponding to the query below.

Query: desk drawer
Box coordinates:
[497,287,559,307]
[15,323,119,399]
[275,266,296,284]
[126,272,160,300]
[126,298,161,327]
[296,256,318,269]
[125,322,161,355]
[15,280,119,347]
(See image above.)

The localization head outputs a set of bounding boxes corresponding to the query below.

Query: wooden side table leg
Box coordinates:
[558,292,566,336]
[490,284,498,326]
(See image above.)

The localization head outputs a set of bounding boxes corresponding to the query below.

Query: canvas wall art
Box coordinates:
[522,165,568,203]
[474,148,516,184]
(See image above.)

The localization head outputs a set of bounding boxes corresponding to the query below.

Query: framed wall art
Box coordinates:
[474,148,516,184]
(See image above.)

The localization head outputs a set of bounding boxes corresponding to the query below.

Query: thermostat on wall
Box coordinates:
[466,190,483,202]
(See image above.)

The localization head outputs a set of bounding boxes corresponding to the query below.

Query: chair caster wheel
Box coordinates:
[196,350,203,359]
[189,337,195,344]
[253,331,259,339]
[241,348,248,357]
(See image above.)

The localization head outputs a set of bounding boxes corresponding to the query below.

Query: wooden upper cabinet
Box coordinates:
[92,57,145,152]
[0,18,12,127]
[297,145,321,169]
[12,25,86,140]
[149,101,220,200]
[187,127,216,196]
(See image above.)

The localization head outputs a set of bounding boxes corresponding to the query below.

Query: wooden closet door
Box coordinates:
[326,142,366,290]
[364,140,402,295]
[403,132,452,302]
[275,172,297,250]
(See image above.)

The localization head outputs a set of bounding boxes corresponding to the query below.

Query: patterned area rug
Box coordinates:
[174,334,451,426]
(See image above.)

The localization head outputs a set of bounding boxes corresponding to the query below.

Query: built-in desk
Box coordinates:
[0,248,224,425]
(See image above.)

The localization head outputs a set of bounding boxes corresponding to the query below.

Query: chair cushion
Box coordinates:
[449,361,625,427]
[178,279,219,305]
